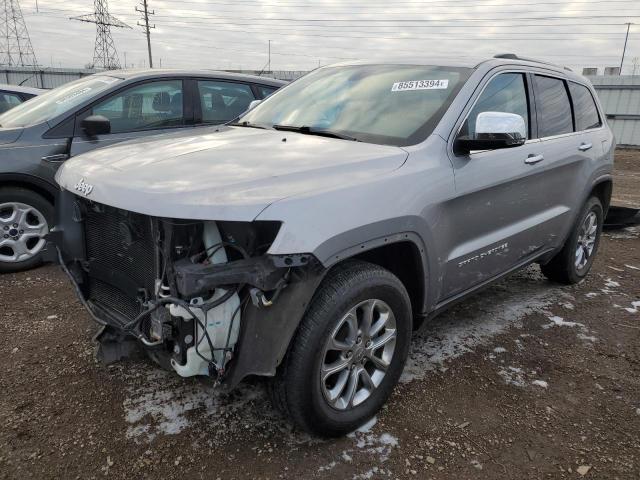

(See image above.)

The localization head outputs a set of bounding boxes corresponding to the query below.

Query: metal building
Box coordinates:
[589,75,640,147]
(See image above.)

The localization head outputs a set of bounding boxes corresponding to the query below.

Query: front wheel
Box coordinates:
[541,196,604,284]
[269,260,412,437]
[0,187,53,274]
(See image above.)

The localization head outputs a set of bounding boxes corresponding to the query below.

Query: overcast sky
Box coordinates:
[20,0,640,74]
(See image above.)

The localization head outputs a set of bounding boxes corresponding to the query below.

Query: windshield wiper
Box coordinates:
[272,124,360,142]
[228,120,268,130]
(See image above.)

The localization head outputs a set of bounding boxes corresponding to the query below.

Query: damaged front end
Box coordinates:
[47,191,324,387]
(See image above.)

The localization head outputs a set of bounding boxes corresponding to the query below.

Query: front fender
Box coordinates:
[224,263,327,389]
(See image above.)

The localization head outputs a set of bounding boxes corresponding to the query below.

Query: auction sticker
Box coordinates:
[391,79,449,92]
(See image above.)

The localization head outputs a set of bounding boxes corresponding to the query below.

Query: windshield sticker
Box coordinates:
[55,87,92,104]
[391,79,449,92]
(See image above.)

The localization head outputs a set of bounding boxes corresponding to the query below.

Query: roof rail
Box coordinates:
[493,53,573,72]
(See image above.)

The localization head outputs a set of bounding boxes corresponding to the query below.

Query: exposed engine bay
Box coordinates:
[48,192,323,385]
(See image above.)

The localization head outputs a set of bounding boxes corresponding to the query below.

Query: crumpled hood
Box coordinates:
[56,126,408,220]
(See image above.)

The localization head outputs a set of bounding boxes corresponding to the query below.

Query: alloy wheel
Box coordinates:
[320,299,397,410]
[575,211,598,271]
[0,202,49,263]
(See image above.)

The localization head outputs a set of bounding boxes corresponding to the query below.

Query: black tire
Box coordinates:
[0,187,53,274]
[541,196,603,284]
[268,260,412,437]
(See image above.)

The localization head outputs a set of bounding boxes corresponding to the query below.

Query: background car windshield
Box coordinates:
[239,64,471,146]
[0,75,121,128]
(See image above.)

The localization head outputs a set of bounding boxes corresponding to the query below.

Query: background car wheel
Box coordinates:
[0,187,53,274]
[541,196,604,284]
[269,260,412,437]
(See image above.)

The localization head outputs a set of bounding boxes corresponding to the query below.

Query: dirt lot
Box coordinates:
[1,151,639,480]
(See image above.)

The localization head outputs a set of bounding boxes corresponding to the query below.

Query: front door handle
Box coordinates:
[41,153,70,163]
[578,142,593,151]
[525,154,544,165]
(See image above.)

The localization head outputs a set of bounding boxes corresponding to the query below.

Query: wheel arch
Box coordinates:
[0,173,58,205]
[588,176,612,217]
[348,240,426,326]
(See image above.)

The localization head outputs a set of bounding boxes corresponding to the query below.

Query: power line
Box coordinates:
[71,0,131,69]
[118,0,640,7]
[136,0,154,68]
[0,0,37,66]
[620,22,634,72]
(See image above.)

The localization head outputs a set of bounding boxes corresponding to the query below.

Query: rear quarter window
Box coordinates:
[568,82,601,131]
[534,75,573,138]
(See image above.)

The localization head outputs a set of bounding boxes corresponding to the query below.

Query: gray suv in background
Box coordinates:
[52,55,613,436]
[0,70,284,272]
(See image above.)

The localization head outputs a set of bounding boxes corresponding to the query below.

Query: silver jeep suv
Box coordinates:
[51,54,614,436]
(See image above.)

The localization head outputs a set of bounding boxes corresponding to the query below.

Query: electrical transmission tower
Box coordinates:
[136,0,155,68]
[71,0,131,70]
[0,0,38,67]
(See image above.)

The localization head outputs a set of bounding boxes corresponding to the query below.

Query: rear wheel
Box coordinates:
[0,187,52,273]
[541,196,603,284]
[269,260,412,437]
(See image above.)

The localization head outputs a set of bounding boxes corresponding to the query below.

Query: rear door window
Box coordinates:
[91,80,184,134]
[256,85,279,99]
[534,75,573,137]
[0,92,23,113]
[197,81,256,124]
[568,82,601,131]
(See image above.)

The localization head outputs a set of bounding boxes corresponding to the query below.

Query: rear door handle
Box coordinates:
[578,142,593,151]
[525,154,544,165]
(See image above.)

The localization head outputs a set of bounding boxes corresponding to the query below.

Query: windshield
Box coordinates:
[238,64,471,146]
[0,75,122,128]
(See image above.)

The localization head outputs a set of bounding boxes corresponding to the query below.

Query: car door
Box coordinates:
[69,79,187,157]
[193,79,257,125]
[528,74,598,251]
[441,70,556,299]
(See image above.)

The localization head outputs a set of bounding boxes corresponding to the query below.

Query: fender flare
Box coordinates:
[312,216,437,312]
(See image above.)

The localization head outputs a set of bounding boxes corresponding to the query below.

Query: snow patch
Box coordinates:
[498,366,526,387]
[350,416,378,434]
[543,315,584,329]
[493,347,507,353]
[604,278,620,288]
[318,461,337,472]
[402,267,559,383]
[122,368,276,443]
[625,264,640,271]
[606,226,639,239]
[532,380,549,388]
[577,333,597,343]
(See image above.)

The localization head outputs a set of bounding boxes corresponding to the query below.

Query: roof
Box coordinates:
[329,54,587,82]
[0,83,46,95]
[98,68,287,86]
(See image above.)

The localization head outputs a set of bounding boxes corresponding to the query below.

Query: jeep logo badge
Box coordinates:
[74,178,94,196]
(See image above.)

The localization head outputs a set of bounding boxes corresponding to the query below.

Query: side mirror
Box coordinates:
[248,100,262,110]
[455,111,526,154]
[81,115,111,137]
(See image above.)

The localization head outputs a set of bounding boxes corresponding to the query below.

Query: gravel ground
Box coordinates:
[0,151,639,480]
